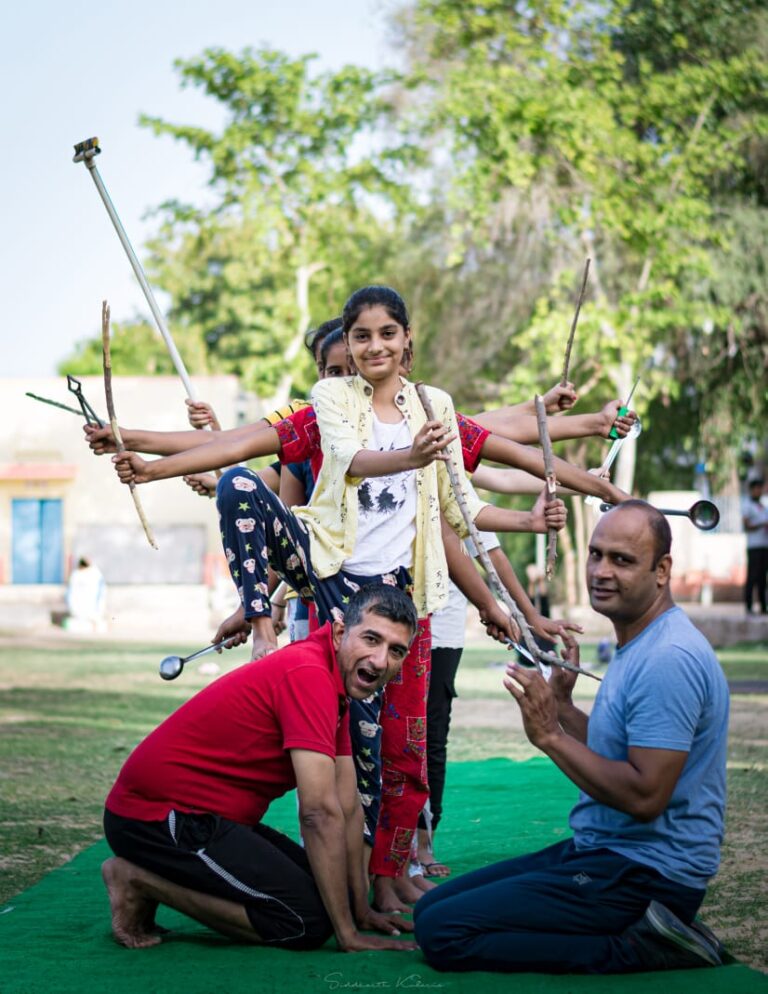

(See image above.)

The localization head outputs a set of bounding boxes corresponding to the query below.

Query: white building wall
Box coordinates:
[0,374,261,586]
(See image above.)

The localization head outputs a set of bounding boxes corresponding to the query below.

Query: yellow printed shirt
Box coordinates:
[294,376,488,617]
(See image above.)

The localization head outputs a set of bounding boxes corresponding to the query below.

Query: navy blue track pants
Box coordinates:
[413,839,705,973]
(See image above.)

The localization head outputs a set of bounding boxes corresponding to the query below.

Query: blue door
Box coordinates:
[11,499,64,583]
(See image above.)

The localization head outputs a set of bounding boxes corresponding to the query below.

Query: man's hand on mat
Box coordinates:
[357,905,415,936]
[503,663,560,750]
[338,930,418,952]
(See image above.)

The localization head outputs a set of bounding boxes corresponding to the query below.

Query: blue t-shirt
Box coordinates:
[570,606,729,889]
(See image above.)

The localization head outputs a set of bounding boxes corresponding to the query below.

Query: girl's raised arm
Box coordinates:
[471,399,636,445]
[84,420,264,457]
[480,433,628,505]
[111,425,281,486]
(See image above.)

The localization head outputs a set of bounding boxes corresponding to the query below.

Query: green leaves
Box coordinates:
[128,47,418,397]
[58,320,180,377]
[59,6,767,483]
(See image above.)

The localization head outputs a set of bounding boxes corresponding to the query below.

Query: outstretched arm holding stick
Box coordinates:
[479,432,629,506]
[474,381,579,423]
[102,301,157,549]
[84,419,266,458]
[472,398,636,444]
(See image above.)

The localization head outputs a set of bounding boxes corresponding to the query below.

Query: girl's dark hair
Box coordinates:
[342,286,409,334]
[320,327,345,367]
[305,317,342,360]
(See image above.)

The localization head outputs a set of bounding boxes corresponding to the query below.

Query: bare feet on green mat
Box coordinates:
[408,870,437,893]
[102,858,162,949]
[394,873,428,903]
[373,875,413,913]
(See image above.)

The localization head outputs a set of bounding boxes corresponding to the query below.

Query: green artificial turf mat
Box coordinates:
[1,759,765,994]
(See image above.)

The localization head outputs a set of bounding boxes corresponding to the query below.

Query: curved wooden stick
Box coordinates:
[102,301,158,549]
[561,257,590,386]
[534,395,558,580]
[415,382,573,673]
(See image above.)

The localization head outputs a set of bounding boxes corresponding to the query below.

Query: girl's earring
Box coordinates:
[402,344,414,375]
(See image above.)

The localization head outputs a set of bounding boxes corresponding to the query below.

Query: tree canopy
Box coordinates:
[61,0,768,491]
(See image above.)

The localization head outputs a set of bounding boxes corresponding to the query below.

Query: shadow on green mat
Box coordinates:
[1,759,764,994]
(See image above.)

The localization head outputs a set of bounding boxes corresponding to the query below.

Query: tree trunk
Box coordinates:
[571,493,590,606]
[559,517,578,609]
[578,230,639,495]
[264,261,326,410]
[613,358,637,494]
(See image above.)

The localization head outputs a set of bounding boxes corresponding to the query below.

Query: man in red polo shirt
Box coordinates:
[102,584,418,953]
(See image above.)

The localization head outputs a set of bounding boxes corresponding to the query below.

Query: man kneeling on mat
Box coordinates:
[415,501,728,973]
[102,584,417,953]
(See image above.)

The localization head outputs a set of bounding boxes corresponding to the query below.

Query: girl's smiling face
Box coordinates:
[344,304,410,383]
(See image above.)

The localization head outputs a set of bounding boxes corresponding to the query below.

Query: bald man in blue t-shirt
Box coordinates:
[415,500,729,974]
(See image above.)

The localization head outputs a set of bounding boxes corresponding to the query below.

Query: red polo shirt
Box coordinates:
[106,624,351,825]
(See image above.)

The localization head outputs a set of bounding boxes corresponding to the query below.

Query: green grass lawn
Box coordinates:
[0,636,766,971]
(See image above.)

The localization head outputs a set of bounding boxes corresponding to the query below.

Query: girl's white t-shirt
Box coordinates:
[341,415,417,576]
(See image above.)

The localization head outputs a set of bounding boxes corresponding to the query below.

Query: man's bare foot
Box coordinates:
[102,858,162,949]
[250,617,278,660]
[373,875,412,913]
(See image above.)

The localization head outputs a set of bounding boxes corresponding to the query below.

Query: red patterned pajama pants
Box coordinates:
[369,617,431,878]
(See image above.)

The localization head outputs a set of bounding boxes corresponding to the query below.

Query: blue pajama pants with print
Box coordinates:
[216,466,419,847]
[413,838,705,973]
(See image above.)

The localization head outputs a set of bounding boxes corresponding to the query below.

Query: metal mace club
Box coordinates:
[72,137,198,402]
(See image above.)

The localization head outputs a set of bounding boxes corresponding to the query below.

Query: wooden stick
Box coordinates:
[534,395,558,580]
[101,301,158,550]
[415,382,571,673]
[561,258,590,386]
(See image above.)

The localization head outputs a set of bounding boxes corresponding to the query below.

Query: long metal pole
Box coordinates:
[73,139,197,399]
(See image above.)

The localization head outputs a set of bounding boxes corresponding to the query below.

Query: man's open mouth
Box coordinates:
[356,665,379,687]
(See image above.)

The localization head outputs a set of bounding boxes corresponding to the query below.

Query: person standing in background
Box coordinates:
[742,477,768,616]
[65,557,106,632]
